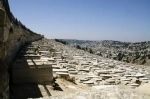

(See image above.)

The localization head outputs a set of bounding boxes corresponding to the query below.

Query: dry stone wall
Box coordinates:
[0,5,42,99]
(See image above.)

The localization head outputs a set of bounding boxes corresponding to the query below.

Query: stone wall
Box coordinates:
[0,6,42,99]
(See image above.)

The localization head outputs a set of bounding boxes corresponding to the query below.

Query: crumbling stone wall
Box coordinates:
[0,7,9,99]
[0,6,42,99]
[0,8,8,42]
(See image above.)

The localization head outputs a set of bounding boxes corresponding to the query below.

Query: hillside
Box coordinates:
[58,39,150,66]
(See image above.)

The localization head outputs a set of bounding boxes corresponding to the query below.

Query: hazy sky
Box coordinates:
[9,0,150,42]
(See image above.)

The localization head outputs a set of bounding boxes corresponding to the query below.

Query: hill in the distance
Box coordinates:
[56,39,150,66]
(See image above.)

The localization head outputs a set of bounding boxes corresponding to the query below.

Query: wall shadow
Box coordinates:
[10,45,44,99]
[9,44,64,99]
[11,84,43,99]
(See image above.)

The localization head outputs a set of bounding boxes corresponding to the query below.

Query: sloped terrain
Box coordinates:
[60,39,150,66]
[11,38,150,99]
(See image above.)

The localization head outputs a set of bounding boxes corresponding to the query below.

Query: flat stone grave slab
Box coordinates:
[105,79,116,83]
[56,72,69,76]
[68,71,78,74]
[73,56,83,59]
[90,68,100,72]
[81,65,90,68]
[128,83,139,88]
[94,70,111,76]
[92,85,114,90]
[41,54,51,57]
[66,64,76,68]
[26,59,49,62]
[80,62,90,66]
[20,51,35,54]
[39,48,50,51]
[112,74,120,78]
[24,47,37,50]
[83,81,94,85]
[139,78,149,83]
[93,62,98,66]
[121,78,131,81]
[92,78,102,82]
[53,52,62,58]
[57,60,67,63]
[86,75,99,79]
[19,54,41,59]
[52,65,60,69]
[79,69,89,72]
[39,45,50,47]
[68,68,76,71]
[89,66,94,70]
[41,57,55,61]
[100,74,112,79]
[135,73,145,78]
[108,64,115,68]
[112,69,126,73]
[39,51,50,54]
[124,75,134,77]
[139,78,149,81]
[78,77,89,83]
[53,69,68,73]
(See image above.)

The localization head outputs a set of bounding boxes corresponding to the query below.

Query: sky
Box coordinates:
[9,0,150,42]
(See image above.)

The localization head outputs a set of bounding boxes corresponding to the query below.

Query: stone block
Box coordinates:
[13,75,34,84]
[13,61,53,84]
[13,68,34,76]
[53,52,62,58]
[35,67,52,75]
[0,9,5,25]
[34,74,53,84]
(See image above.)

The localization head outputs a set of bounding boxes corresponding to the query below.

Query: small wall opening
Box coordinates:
[9,27,13,33]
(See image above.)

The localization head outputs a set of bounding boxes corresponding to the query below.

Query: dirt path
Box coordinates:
[137,82,150,94]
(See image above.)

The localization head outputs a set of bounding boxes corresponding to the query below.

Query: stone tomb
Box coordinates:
[12,59,53,84]
[20,50,35,54]
[52,52,62,58]
[18,54,41,59]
